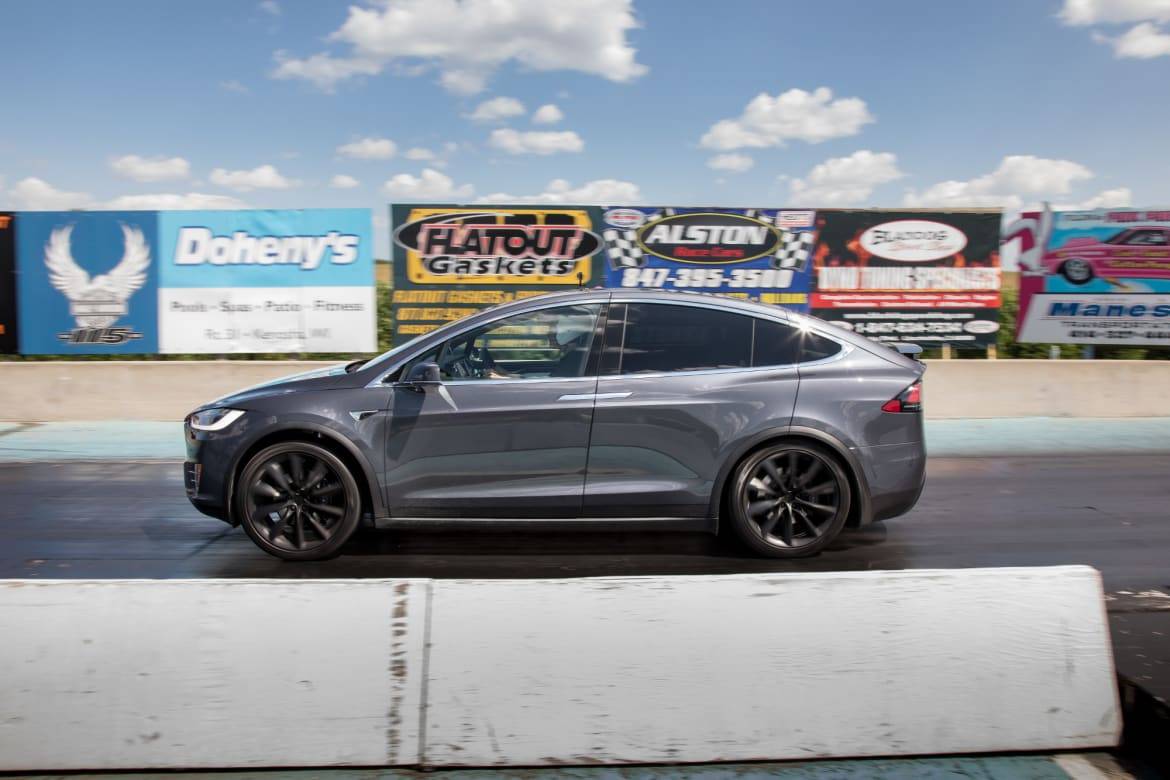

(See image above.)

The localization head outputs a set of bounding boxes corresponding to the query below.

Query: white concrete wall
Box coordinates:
[0,567,1119,771]
[0,579,428,771]
[2,358,1169,421]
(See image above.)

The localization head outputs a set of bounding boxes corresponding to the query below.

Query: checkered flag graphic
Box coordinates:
[774,230,816,271]
[605,208,673,269]
[744,209,816,271]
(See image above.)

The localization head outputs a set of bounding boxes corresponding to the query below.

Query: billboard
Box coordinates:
[157,209,375,353]
[810,210,1002,347]
[0,212,16,354]
[600,207,816,310]
[16,211,160,354]
[390,205,603,339]
[1012,207,1170,345]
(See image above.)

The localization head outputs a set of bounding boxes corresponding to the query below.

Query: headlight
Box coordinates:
[187,408,246,432]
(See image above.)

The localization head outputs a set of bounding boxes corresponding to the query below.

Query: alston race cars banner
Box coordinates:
[600,207,816,311]
[1009,206,1170,345]
[810,210,1002,347]
[390,204,603,340]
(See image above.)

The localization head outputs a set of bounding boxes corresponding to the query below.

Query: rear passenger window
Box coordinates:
[798,331,842,362]
[753,318,842,365]
[752,319,801,366]
[619,304,751,374]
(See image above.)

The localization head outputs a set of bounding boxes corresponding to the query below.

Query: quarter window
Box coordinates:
[752,318,842,366]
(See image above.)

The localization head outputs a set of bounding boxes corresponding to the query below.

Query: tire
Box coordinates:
[236,441,362,561]
[728,442,852,559]
[1060,258,1094,285]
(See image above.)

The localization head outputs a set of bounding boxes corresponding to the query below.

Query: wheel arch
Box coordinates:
[227,424,384,526]
[708,426,872,532]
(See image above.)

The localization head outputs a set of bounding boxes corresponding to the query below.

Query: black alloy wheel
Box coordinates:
[730,443,851,558]
[237,442,361,561]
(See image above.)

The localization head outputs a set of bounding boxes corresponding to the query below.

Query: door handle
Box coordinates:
[557,392,633,402]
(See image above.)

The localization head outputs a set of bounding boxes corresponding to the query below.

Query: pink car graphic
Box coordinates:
[1045,226,1170,284]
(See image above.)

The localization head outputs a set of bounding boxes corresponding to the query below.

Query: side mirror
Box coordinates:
[404,361,441,390]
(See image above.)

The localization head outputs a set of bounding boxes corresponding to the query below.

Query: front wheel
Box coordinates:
[728,443,852,558]
[237,442,362,561]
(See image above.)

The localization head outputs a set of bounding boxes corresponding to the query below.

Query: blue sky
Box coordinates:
[1,0,1168,257]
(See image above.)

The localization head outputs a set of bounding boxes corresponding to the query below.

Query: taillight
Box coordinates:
[882,381,922,413]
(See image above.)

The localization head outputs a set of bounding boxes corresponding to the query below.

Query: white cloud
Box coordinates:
[1059,0,1170,25]
[1098,21,1170,56]
[329,174,361,189]
[706,153,754,173]
[789,150,902,205]
[468,96,526,122]
[260,0,281,15]
[3,177,94,210]
[903,155,1094,208]
[405,147,436,161]
[336,137,397,159]
[383,168,474,199]
[105,192,248,210]
[272,51,382,92]
[209,164,300,191]
[488,128,584,155]
[1054,187,1134,210]
[477,178,640,204]
[532,104,564,124]
[270,0,647,94]
[110,154,191,183]
[700,87,873,150]
[220,79,250,94]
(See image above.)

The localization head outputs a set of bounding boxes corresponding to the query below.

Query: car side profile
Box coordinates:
[184,290,926,561]
[1045,226,1170,284]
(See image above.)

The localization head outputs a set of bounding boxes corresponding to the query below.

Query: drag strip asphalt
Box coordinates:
[1,454,1168,704]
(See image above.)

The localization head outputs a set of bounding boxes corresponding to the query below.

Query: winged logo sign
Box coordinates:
[45,223,151,336]
[15,212,159,353]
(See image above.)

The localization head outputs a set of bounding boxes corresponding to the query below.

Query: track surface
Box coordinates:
[2,455,1168,701]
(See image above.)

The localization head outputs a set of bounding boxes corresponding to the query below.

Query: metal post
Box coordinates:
[941,344,953,360]
[986,343,997,360]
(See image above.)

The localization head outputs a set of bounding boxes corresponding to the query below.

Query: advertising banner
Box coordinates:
[0,212,16,354]
[157,209,375,353]
[1012,207,1170,345]
[600,207,816,310]
[16,211,159,354]
[811,210,1002,347]
[391,205,603,340]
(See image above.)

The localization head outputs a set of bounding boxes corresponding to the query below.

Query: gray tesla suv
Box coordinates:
[184,289,926,561]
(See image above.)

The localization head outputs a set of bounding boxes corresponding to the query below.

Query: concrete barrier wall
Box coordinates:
[1,358,1169,421]
[0,361,329,422]
[0,568,1120,771]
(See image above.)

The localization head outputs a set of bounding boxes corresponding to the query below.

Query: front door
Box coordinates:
[384,302,605,518]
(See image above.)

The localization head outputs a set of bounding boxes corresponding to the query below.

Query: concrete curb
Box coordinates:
[0,567,1120,771]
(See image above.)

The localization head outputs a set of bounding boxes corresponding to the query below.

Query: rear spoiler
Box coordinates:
[894,343,923,360]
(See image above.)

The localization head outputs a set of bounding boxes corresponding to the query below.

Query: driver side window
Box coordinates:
[407,304,602,382]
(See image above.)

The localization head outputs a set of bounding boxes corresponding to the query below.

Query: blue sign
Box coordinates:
[600,207,816,311]
[16,211,159,354]
[157,209,372,287]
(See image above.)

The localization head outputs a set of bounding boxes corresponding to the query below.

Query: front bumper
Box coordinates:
[184,420,246,524]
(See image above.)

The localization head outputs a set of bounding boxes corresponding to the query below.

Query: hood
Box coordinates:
[206,364,352,408]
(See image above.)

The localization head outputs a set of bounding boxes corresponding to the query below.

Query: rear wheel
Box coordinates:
[1060,258,1094,284]
[237,442,361,561]
[729,442,851,558]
